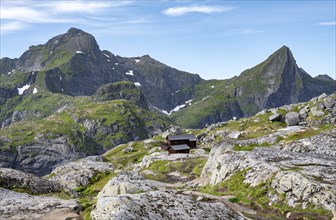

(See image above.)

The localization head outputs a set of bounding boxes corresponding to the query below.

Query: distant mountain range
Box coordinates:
[0,27,335,128]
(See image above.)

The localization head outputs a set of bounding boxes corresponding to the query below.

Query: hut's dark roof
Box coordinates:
[166,134,198,141]
[170,144,190,151]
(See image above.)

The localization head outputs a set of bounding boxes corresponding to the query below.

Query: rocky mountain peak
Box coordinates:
[46,27,101,56]
[315,74,334,81]
[274,45,292,57]
[67,27,88,35]
[267,45,296,72]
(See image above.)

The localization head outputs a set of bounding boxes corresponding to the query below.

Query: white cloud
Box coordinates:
[38,1,127,13]
[0,21,28,34]
[1,7,43,22]
[318,21,336,26]
[0,6,76,23]
[0,0,132,34]
[163,5,235,16]
[241,29,265,35]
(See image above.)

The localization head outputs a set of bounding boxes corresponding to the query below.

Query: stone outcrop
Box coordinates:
[271,171,335,210]
[91,172,245,220]
[92,190,245,220]
[137,149,207,170]
[97,171,164,196]
[201,127,336,213]
[0,188,80,220]
[48,156,114,190]
[161,125,182,138]
[0,135,85,176]
[0,168,61,194]
[269,113,283,122]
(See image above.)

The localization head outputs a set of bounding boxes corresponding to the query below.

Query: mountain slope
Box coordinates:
[0,95,170,175]
[170,80,244,128]
[235,46,335,112]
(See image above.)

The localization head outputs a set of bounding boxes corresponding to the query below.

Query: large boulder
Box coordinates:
[285,112,301,126]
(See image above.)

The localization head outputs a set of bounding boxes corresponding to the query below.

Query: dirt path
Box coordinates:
[182,190,257,219]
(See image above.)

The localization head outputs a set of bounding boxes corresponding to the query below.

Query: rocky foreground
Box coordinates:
[0,93,335,219]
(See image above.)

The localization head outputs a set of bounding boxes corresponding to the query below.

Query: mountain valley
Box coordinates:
[0,28,335,219]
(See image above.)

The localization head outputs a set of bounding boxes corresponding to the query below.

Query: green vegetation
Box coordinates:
[281,124,334,142]
[210,113,286,140]
[75,171,117,220]
[93,81,144,105]
[0,70,30,89]
[142,157,207,183]
[103,141,160,169]
[170,79,240,128]
[234,142,271,151]
[44,49,73,70]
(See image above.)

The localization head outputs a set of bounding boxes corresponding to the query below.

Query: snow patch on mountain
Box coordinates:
[185,99,193,106]
[17,84,30,95]
[7,70,15,75]
[170,104,186,114]
[126,70,134,76]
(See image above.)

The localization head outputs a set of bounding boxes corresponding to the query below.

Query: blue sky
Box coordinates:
[1,0,335,80]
